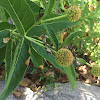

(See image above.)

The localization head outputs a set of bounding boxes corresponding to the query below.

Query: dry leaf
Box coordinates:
[84,78,92,84]
[59,31,64,44]
[0,70,5,75]
[34,36,42,40]
[56,75,68,83]
[44,70,54,78]
[38,65,43,69]
[41,34,46,43]
[29,84,36,92]
[0,76,2,79]
[38,36,42,40]
[36,86,41,91]
[95,79,100,86]
[3,37,10,43]
[36,80,41,86]
[45,45,52,53]
[95,77,100,86]
[13,89,24,98]
[55,68,63,73]
[93,37,97,43]
[25,56,30,66]
[19,78,31,87]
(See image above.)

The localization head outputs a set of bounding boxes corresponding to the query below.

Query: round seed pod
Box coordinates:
[91,67,100,77]
[55,48,73,67]
[67,6,81,22]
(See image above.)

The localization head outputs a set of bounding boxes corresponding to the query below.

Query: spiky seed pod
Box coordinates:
[55,48,73,67]
[67,6,81,22]
[91,67,100,77]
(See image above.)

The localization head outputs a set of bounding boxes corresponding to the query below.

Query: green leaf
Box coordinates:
[43,14,70,23]
[26,0,44,22]
[0,0,35,35]
[4,10,10,20]
[88,11,99,18]
[42,0,56,19]
[95,2,100,12]
[41,0,47,8]
[25,36,64,72]
[27,24,45,37]
[91,32,100,37]
[81,2,89,18]
[26,0,42,14]
[0,46,6,65]
[26,36,76,90]
[76,58,94,67]
[61,31,84,47]
[26,39,43,67]
[43,23,58,50]
[0,30,10,48]
[27,21,77,37]
[5,40,16,82]
[0,22,10,31]
[76,58,86,64]
[26,41,43,67]
[44,13,60,20]
[0,7,7,21]
[0,38,29,100]
[64,66,75,91]
[70,64,78,79]
[31,42,64,72]
[30,46,43,67]
[89,18,94,32]
[68,0,75,5]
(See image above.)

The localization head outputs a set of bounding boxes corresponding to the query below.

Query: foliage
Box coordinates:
[0,0,99,99]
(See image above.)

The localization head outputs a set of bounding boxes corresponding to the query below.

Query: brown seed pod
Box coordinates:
[91,67,100,77]
[55,48,73,67]
[67,6,81,22]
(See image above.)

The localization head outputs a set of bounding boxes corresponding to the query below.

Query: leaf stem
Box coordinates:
[25,36,43,44]
[26,14,67,35]
[86,62,93,68]
[25,36,57,55]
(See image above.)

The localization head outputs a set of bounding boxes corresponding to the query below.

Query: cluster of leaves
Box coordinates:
[0,0,100,99]
[69,1,100,66]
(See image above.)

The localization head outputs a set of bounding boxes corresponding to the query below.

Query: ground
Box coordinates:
[0,81,100,100]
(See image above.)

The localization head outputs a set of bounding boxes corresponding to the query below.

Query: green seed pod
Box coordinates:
[55,48,73,67]
[91,67,100,77]
[67,6,81,22]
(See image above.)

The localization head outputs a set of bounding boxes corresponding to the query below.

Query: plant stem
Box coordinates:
[42,14,67,23]
[86,62,93,68]
[25,20,41,36]
[12,31,23,38]
[25,36,57,55]
[50,48,56,54]
[26,14,67,35]
[25,36,44,44]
